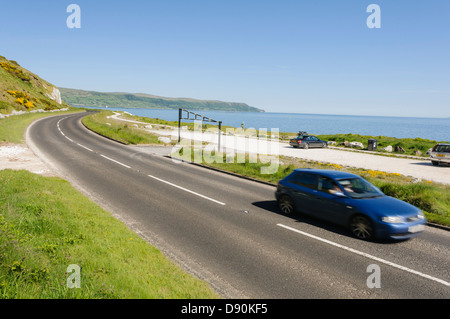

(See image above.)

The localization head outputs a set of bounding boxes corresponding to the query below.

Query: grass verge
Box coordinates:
[0,110,219,298]
[0,169,219,298]
[81,111,169,145]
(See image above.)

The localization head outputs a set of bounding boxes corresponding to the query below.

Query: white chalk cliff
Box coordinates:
[47,87,62,105]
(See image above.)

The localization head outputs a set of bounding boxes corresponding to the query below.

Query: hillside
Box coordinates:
[0,55,69,115]
[60,88,264,112]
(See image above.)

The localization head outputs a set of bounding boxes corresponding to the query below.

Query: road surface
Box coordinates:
[27,112,450,298]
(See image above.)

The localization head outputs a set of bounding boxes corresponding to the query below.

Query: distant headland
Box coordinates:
[59,88,264,113]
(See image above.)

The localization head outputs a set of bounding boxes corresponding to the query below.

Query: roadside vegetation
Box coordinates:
[82,110,450,227]
[0,55,71,115]
[315,133,444,157]
[0,111,219,298]
[81,110,169,145]
[0,169,219,298]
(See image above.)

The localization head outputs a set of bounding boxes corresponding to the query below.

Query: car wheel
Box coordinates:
[304,143,309,150]
[322,142,327,148]
[278,195,295,215]
[431,161,439,166]
[350,215,374,240]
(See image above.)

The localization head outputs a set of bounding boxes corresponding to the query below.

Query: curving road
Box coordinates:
[27,112,450,299]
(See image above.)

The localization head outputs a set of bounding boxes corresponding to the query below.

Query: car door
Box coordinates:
[285,172,318,214]
[310,136,322,148]
[312,176,355,225]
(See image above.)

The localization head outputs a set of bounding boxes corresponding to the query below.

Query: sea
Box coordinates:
[76,106,450,142]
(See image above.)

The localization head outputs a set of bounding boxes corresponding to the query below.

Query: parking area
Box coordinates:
[280,144,450,185]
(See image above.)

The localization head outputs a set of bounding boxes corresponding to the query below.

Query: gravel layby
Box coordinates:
[0,143,56,176]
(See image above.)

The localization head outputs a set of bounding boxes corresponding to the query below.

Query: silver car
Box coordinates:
[430,143,450,166]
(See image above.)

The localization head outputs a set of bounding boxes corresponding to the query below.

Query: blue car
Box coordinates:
[275,169,426,241]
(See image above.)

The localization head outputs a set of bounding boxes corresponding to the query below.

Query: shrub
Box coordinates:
[0,62,30,82]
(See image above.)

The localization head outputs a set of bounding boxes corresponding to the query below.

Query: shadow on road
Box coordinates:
[252,200,404,244]
[409,161,449,167]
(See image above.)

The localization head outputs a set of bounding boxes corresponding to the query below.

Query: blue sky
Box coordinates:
[1,0,449,117]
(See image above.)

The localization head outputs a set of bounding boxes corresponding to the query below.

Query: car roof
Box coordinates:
[292,168,359,179]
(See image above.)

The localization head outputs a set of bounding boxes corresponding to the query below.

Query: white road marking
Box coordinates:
[77,143,93,152]
[147,174,226,206]
[277,223,450,288]
[100,154,131,169]
[57,115,224,205]
[57,118,77,143]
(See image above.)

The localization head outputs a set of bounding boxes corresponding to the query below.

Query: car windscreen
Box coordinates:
[337,177,384,199]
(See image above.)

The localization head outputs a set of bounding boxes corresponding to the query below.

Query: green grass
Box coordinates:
[315,133,447,157]
[0,109,219,298]
[0,169,219,298]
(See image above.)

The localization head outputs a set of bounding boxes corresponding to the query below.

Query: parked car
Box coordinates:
[289,132,327,149]
[430,143,450,166]
[275,169,426,241]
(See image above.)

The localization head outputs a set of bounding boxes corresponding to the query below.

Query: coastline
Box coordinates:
[72,106,450,142]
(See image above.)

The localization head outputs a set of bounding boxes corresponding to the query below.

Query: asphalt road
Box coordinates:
[27,112,450,299]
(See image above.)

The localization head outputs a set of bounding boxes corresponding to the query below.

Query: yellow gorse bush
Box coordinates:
[8,90,35,109]
[0,62,31,82]
[361,170,403,180]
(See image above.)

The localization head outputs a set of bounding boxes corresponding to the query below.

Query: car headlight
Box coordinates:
[382,216,404,223]
[417,211,425,219]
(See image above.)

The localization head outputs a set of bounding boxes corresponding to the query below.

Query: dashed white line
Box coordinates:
[147,174,226,206]
[277,223,450,288]
[100,154,131,169]
[57,116,223,205]
[76,143,93,152]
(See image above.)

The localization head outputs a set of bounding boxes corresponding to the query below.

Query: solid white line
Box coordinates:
[77,143,93,152]
[100,154,131,169]
[147,174,226,206]
[277,223,450,288]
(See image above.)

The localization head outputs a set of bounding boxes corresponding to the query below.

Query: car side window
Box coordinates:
[289,172,317,189]
[312,136,319,141]
[318,176,341,195]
